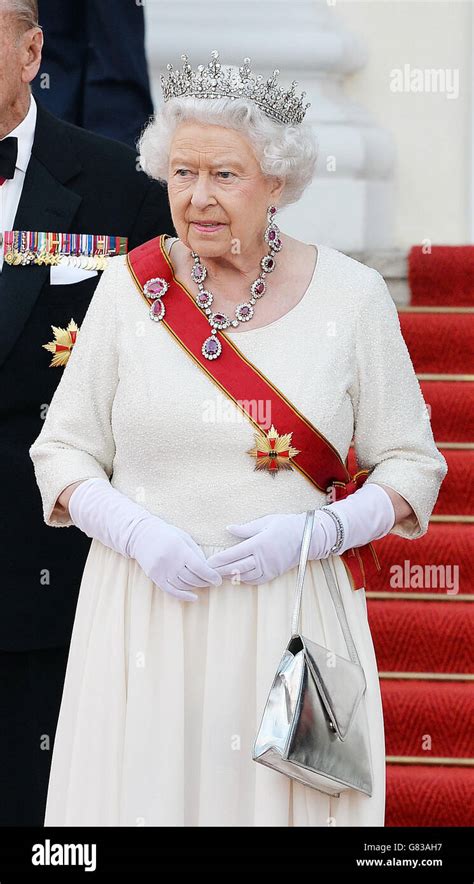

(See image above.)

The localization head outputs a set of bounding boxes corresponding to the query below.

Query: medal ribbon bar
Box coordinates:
[3,230,128,269]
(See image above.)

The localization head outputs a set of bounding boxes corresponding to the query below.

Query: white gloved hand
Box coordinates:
[321,481,396,557]
[68,477,222,602]
[206,483,396,585]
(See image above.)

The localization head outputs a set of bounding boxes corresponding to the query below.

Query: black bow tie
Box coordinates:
[0,137,18,181]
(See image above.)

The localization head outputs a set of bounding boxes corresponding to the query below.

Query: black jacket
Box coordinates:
[0,102,175,650]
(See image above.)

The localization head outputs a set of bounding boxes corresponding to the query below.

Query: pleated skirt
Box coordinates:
[44,540,386,827]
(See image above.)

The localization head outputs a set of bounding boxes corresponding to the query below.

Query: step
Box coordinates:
[419,381,474,444]
[398,312,474,374]
[408,244,474,308]
[433,449,474,517]
[386,765,474,826]
[380,680,473,759]
[367,600,473,673]
[367,524,474,598]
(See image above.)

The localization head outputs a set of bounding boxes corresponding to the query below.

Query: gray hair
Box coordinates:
[3,0,39,29]
[138,96,318,208]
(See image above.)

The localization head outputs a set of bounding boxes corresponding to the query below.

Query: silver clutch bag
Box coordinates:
[252,509,373,797]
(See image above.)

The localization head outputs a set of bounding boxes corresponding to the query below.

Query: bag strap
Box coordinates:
[291,510,361,666]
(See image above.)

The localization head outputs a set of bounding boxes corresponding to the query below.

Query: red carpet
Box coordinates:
[386,767,474,826]
[398,312,474,374]
[419,381,474,443]
[360,250,473,826]
[409,245,474,306]
[368,601,473,673]
[381,681,472,758]
[432,450,474,516]
[367,525,474,596]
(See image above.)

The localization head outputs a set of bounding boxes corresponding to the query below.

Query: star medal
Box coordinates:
[247,424,300,475]
[42,319,79,367]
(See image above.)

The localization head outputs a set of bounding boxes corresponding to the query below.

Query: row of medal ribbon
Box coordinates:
[3,230,129,269]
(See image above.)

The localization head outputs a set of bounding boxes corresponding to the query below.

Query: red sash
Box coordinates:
[126,235,382,591]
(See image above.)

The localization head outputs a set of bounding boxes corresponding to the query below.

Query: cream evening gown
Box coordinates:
[29,237,447,826]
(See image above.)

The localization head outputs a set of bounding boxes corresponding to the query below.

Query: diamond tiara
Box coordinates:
[160,50,311,126]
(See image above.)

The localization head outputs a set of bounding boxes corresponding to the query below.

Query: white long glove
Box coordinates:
[206,482,396,585]
[68,477,222,602]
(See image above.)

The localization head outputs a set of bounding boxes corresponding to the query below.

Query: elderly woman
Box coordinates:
[29,50,447,828]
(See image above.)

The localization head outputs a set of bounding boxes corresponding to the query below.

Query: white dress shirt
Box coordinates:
[0,94,37,272]
[0,96,97,284]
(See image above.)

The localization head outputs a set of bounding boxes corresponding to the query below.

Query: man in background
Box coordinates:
[32,0,153,149]
[0,0,173,825]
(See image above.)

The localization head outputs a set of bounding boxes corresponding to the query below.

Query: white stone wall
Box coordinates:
[320,0,471,248]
